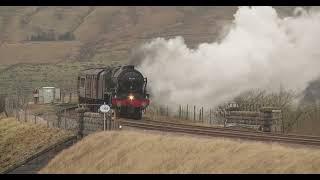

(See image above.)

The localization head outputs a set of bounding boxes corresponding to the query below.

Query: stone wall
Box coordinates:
[82,112,104,135]
[9,107,117,137]
[225,107,282,132]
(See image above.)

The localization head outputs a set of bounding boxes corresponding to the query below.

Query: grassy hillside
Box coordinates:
[0,60,120,97]
[0,117,74,173]
[41,130,320,173]
[0,6,297,64]
[0,41,82,65]
[0,6,298,96]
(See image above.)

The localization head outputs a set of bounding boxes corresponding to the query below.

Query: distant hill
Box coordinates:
[0,6,298,65]
[0,6,308,96]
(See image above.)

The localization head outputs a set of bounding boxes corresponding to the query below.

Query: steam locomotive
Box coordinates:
[77,65,150,119]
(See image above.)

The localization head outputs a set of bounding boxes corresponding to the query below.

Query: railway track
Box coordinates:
[142,118,320,140]
[120,118,320,147]
[61,106,320,146]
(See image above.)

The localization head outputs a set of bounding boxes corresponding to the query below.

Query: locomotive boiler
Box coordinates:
[77,65,150,119]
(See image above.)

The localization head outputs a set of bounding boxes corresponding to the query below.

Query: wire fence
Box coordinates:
[146,104,227,126]
[4,94,119,139]
[145,103,284,131]
[4,92,320,135]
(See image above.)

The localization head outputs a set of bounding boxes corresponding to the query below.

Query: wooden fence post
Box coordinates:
[193,106,196,122]
[210,109,212,124]
[281,112,285,133]
[16,109,19,121]
[111,115,114,130]
[24,108,27,122]
[166,106,169,117]
[181,105,184,120]
[186,104,189,120]
[57,113,61,128]
[75,107,87,138]
[108,112,112,130]
[201,107,204,121]
[64,116,67,129]
[64,109,67,129]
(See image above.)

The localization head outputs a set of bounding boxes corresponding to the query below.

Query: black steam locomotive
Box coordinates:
[77,65,150,119]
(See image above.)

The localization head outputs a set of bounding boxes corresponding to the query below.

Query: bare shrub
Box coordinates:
[233,88,320,134]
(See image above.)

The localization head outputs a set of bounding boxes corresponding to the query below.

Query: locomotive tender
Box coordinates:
[77,65,150,119]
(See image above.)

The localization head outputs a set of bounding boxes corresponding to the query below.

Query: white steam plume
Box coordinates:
[135,6,320,108]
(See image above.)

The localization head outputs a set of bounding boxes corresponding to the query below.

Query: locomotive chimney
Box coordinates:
[123,65,134,70]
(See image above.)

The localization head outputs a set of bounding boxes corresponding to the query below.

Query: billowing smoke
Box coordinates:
[134,6,320,108]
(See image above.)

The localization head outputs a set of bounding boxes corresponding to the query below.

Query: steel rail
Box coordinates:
[141,118,320,140]
[120,119,320,147]
[62,107,320,146]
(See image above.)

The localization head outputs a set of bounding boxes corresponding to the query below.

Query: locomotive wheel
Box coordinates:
[117,107,142,120]
[134,108,142,120]
[136,111,142,120]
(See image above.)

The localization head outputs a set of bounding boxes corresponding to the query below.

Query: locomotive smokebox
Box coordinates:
[123,65,134,70]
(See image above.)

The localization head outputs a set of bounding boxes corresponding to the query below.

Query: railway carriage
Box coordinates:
[77,65,150,119]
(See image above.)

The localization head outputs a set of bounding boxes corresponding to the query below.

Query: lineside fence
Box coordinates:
[146,103,283,133]
[4,96,120,139]
[3,95,283,133]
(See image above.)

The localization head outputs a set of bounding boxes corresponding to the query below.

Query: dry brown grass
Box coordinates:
[0,41,81,64]
[0,117,74,172]
[41,130,320,174]
[0,112,7,120]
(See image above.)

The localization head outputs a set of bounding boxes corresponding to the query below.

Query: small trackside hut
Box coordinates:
[77,65,150,120]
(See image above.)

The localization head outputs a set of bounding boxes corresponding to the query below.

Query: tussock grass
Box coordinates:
[0,117,74,172]
[41,130,320,174]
